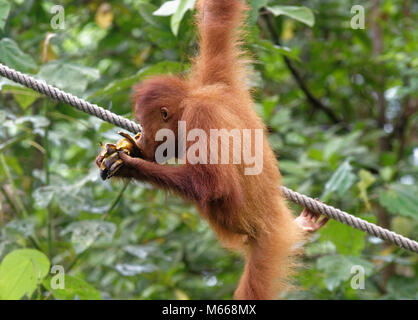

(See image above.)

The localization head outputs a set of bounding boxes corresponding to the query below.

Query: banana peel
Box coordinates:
[99,132,142,180]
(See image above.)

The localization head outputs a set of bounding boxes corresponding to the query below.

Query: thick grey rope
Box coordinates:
[281,187,417,253]
[0,62,417,254]
[0,63,142,134]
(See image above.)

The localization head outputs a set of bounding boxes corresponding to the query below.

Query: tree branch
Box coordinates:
[261,14,344,125]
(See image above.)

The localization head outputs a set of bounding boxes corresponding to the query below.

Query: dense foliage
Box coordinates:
[0,0,417,300]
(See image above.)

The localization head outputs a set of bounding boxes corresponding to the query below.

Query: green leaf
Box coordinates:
[270,108,291,130]
[171,0,196,36]
[1,84,41,109]
[89,61,182,99]
[322,160,356,199]
[266,5,315,27]
[254,39,301,62]
[259,96,278,120]
[138,1,164,28]
[279,160,306,177]
[307,148,323,161]
[61,220,116,254]
[0,38,37,73]
[386,276,418,299]
[33,186,55,208]
[37,61,100,96]
[153,0,180,16]
[248,0,268,25]
[56,191,86,217]
[5,220,35,238]
[320,220,366,255]
[379,184,418,219]
[43,275,101,300]
[391,216,416,238]
[317,255,373,291]
[15,115,50,128]
[0,249,50,300]
[305,241,336,257]
[115,263,157,276]
[0,0,11,30]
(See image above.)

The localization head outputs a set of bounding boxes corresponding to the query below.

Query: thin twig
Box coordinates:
[261,14,344,125]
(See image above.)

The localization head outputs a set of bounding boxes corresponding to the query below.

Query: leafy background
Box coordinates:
[0,0,417,300]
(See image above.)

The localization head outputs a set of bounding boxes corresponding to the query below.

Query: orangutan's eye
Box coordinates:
[161,107,169,121]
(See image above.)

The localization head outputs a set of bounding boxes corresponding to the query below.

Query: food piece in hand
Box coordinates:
[99,132,142,180]
[116,132,142,157]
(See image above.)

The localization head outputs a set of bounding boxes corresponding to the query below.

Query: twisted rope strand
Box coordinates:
[0,62,417,253]
[0,63,142,134]
[281,187,417,253]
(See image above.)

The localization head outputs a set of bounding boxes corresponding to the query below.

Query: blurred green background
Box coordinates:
[0,0,417,300]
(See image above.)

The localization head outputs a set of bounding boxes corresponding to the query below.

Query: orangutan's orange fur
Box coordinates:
[97,0,304,299]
